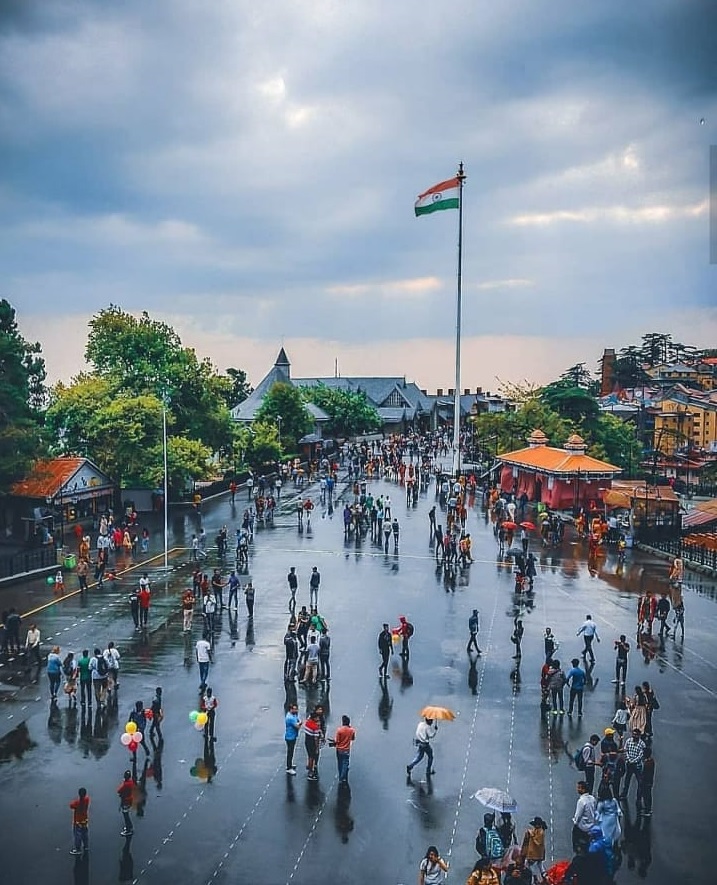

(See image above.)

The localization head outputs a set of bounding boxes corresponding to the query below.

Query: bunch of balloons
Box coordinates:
[189,710,209,731]
[120,720,144,753]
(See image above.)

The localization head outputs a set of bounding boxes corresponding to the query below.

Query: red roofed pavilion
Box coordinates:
[498,430,621,511]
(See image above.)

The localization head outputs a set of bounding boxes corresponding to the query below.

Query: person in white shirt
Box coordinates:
[195,637,212,688]
[572,781,597,852]
[103,641,121,693]
[576,614,600,665]
[406,717,438,779]
[25,624,42,671]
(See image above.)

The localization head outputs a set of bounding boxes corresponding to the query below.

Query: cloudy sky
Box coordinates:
[1,0,715,393]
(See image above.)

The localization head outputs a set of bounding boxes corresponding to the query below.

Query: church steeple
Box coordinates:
[275,347,290,377]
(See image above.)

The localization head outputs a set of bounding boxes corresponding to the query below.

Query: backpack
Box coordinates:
[405,622,415,638]
[574,745,587,771]
[485,828,504,859]
[95,655,109,677]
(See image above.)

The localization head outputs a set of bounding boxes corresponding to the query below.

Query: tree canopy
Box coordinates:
[0,300,47,493]
[255,382,312,451]
[300,384,381,438]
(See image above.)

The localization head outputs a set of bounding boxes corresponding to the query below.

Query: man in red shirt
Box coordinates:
[117,770,135,836]
[138,576,151,628]
[69,787,90,855]
[330,714,356,784]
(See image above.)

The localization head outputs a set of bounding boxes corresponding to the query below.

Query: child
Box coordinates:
[54,569,65,596]
[612,700,629,739]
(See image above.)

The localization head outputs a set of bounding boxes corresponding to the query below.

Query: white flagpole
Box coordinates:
[452,162,466,477]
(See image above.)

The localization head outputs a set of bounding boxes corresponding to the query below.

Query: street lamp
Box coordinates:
[160,390,170,572]
[276,414,283,441]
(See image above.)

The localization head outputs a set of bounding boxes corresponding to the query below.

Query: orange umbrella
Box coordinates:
[420,705,456,721]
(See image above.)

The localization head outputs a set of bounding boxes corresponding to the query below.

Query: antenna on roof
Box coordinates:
[335,357,339,378]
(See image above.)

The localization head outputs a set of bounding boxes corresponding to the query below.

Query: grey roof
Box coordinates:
[231,362,291,421]
[305,402,330,422]
[296,376,433,414]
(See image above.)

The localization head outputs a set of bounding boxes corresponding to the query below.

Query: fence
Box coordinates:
[650,537,717,573]
[0,546,58,581]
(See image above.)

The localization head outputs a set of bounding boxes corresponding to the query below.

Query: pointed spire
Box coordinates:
[275,347,290,368]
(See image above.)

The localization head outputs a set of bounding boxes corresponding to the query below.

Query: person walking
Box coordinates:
[637,746,655,816]
[244,581,255,618]
[25,622,42,677]
[201,687,218,742]
[195,636,212,689]
[76,558,89,594]
[418,846,449,884]
[511,618,524,659]
[566,658,586,717]
[394,616,413,659]
[520,816,548,883]
[406,716,438,779]
[612,635,630,687]
[329,714,356,784]
[284,702,302,774]
[202,587,217,636]
[548,659,567,716]
[467,609,482,655]
[576,615,600,665]
[129,589,140,631]
[620,728,646,801]
[89,647,108,709]
[182,588,194,633]
[47,645,63,700]
[149,687,163,746]
[572,780,597,852]
[117,770,135,837]
[138,579,151,629]
[656,593,671,638]
[129,700,150,757]
[77,649,92,708]
[69,787,90,855]
[378,623,392,679]
[227,571,240,610]
[211,569,225,611]
[309,567,321,610]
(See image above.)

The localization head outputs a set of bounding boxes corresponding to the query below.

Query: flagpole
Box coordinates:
[452,161,466,477]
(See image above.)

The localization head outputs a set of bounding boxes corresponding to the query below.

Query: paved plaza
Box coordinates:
[0,472,715,884]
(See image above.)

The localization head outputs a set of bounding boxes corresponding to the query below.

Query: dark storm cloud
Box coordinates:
[0,0,715,373]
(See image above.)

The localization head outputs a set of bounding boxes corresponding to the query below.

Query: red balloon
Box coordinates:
[144,709,153,720]
[129,740,139,753]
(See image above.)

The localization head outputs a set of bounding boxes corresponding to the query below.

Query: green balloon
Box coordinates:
[189,766,197,777]
[46,576,55,584]
[189,710,199,722]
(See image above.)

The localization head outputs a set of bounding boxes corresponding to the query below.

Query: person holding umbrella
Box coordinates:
[407,716,438,779]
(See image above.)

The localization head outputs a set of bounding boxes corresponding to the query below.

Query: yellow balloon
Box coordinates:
[126,721,138,734]
[197,712,208,726]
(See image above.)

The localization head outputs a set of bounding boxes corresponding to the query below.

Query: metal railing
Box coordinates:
[650,537,717,572]
[0,546,58,581]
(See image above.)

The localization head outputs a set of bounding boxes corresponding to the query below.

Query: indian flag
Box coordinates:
[414,176,460,217]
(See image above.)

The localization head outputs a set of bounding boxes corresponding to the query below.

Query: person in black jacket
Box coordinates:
[378,624,392,679]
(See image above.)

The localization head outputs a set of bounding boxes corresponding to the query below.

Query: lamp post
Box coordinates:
[160,390,170,572]
[276,414,283,446]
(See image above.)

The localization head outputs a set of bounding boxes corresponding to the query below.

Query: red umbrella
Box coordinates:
[520,521,536,530]
[501,521,517,530]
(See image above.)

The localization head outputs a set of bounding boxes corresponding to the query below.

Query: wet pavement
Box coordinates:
[0,473,715,884]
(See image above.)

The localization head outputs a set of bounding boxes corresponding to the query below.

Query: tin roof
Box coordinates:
[11,457,86,498]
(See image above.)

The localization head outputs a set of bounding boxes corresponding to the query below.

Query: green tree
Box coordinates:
[0,300,47,493]
[472,399,572,456]
[85,305,234,452]
[585,415,640,474]
[255,382,312,450]
[143,436,211,493]
[224,368,253,408]
[247,420,282,468]
[540,381,600,426]
[610,347,651,390]
[301,384,381,438]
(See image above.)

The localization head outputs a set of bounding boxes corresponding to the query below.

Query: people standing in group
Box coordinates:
[620,728,647,800]
[128,700,150,757]
[77,649,92,708]
[406,716,437,779]
[576,615,600,665]
[211,569,225,611]
[69,787,90,855]
[596,783,622,847]
[626,685,648,735]
[548,659,567,716]
[318,628,331,682]
[202,587,217,636]
[283,628,299,681]
[637,746,655,816]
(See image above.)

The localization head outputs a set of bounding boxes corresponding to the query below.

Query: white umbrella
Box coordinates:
[472,787,518,814]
